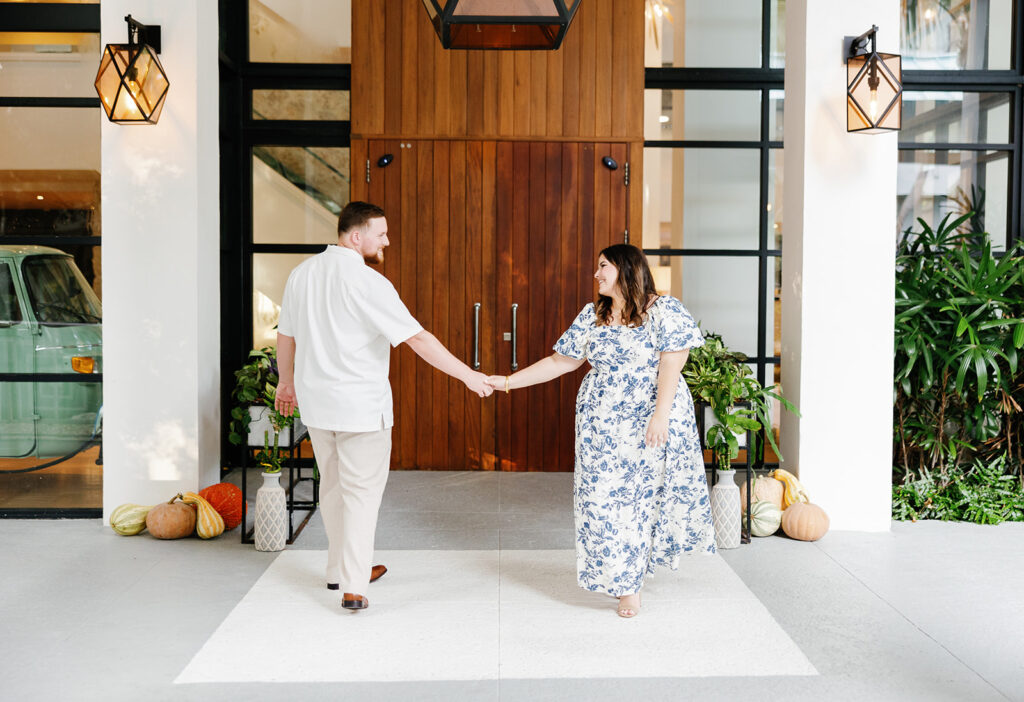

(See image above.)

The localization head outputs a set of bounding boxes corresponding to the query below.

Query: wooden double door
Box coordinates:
[354,139,629,471]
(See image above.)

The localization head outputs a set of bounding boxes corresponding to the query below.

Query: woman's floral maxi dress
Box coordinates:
[554,296,717,596]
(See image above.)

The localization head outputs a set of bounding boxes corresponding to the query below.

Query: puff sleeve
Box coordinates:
[553,303,595,360]
[654,296,704,351]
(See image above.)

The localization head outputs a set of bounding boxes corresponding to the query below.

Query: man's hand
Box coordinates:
[645,412,669,448]
[275,381,298,417]
[464,371,494,398]
[485,375,505,391]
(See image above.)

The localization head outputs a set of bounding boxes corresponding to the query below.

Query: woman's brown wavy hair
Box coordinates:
[594,244,658,327]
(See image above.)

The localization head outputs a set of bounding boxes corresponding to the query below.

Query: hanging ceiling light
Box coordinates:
[94,15,169,125]
[846,25,902,133]
[421,0,582,50]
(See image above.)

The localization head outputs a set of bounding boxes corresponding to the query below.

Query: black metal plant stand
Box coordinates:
[240,425,320,545]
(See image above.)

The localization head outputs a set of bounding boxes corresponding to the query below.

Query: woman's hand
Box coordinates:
[485,375,507,391]
[645,412,669,447]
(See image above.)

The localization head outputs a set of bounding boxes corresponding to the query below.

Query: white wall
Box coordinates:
[781,0,897,531]
[101,0,220,518]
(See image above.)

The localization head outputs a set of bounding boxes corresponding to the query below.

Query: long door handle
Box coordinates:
[472,302,481,370]
[511,303,519,371]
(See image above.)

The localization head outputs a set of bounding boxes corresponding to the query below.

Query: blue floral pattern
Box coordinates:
[554,296,716,596]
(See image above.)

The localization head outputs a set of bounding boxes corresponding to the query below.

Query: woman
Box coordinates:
[488,244,716,618]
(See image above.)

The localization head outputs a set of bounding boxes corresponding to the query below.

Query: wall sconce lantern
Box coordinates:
[94,15,169,125]
[421,0,582,50]
[846,25,901,133]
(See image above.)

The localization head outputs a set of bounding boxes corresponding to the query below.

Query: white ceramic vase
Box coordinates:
[254,471,287,552]
[710,468,741,549]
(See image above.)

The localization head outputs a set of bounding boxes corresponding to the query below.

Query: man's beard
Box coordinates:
[364,249,384,265]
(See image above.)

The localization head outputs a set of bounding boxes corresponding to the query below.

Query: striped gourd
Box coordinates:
[110,503,153,536]
[181,491,225,539]
[771,468,810,509]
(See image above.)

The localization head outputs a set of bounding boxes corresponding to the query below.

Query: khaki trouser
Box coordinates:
[307,426,392,595]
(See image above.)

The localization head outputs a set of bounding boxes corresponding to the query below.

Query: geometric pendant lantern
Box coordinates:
[847,25,902,133]
[421,0,582,50]
[94,15,169,125]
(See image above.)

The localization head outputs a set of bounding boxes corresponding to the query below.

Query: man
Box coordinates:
[274,201,492,612]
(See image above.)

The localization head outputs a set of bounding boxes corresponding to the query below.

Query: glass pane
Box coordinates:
[645,0,761,68]
[767,256,781,358]
[253,89,350,121]
[768,149,783,249]
[768,90,784,141]
[253,253,315,349]
[902,91,1011,144]
[252,147,350,244]
[901,0,1013,70]
[453,0,559,16]
[644,90,760,141]
[769,0,785,67]
[249,0,352,63]
[648,255,759,357]
[643,147,760,251]
[0,32,100,98]
[897,149,1009,250]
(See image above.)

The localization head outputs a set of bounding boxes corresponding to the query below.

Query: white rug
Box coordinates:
[175,549,817,683]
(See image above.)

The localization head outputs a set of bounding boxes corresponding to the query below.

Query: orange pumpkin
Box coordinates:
[199,482,245,530]
[145,495,197,539]
[739,475,785,514]
[781,502,830,541]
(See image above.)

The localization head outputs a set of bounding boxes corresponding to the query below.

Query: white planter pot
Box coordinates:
[247,405,305,447]
[704,406,747,448]
[254,471,287,552]
[710,468,741,549]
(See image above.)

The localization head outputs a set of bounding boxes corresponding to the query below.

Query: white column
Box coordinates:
[101,0,220,519]
[780,0,898,531]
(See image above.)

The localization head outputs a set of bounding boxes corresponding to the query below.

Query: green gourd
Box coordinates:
[109,503,153,536]
[748,499,783,537]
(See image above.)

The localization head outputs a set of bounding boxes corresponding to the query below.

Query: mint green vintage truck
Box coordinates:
[0,245,102,458]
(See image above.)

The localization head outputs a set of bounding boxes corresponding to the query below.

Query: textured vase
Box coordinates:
[254,471,287,552]
[710,469,741,549]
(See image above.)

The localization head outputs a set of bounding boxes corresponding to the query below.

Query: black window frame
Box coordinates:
[219,0,352,468]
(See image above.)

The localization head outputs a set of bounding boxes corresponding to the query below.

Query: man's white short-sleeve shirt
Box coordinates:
[277,245,422,432]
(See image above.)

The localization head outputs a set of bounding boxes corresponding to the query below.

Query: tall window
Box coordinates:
[219,0,352,461]
[642,0,785,460]
[0,2,103,517]
[899,0,1022,249]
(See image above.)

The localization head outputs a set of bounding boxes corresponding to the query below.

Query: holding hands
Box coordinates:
[465,371,495,398]
[485,375,507,393]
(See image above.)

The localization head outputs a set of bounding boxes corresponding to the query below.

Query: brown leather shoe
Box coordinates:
[327,564,387,590]
[341,593,368,610]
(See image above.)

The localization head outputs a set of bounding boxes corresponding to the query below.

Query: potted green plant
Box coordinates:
[228,347,301,449]
[683,333,799,548]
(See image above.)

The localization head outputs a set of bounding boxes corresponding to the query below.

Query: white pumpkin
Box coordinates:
[747,499,783,537]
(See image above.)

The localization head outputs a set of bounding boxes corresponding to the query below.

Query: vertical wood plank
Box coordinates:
[417,4,436,135]
[529,52,548,138]
[350,138,367,203]
[432,141,451,468]
[542,142,562,470]
[482,53,499,136]
[415,142,434,466]
[398,140,419,468]
[467,52,487,136]
[610,0,630,137]
[578,0,597,137]
[495,141,515,470]
[497,53,515,137]
[400,2,419,135]
[513,53,531,136]
[546,40,564,137]
[560,12,581,138]
[479,141,497,470]
[526,142,546,470]
[509,141,531,471]
[628,143,643,253]
[465,140,485,469]
[558,142,580,471]
[593,0,613,137]
[450,50,468,136]
[609,142,627,246]
[383,0,403,135]
[624,2,645,139]
[579,143,596,307]
[447,141,467,467]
